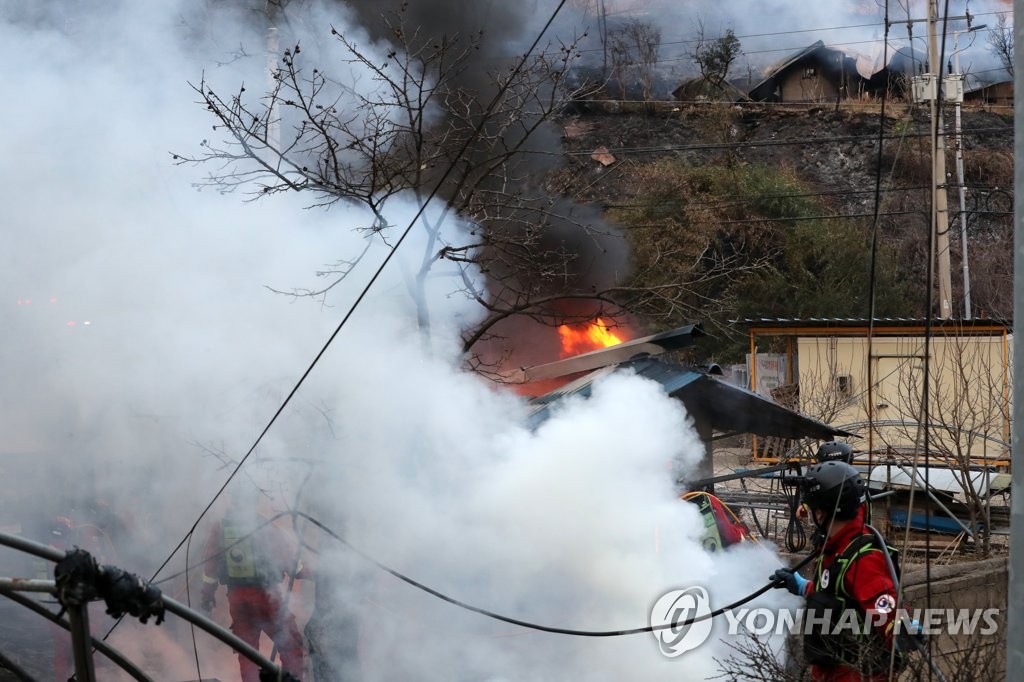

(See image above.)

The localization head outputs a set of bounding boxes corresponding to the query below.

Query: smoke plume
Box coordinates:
[0,1,796,679]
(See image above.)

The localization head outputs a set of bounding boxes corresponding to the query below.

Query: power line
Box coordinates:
[601,185,1012,212]
[106,0,575,644]
[620,209,929,229]
[551,12,1013,73]
[601,185,933,210]
[576,10,1011,58]
[557,126,1012,156]
[154,507,819,638]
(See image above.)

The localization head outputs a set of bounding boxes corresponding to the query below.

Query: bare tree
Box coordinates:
[987,13,1014,78]
[608,27,631,99]
[177,6,651,369]
[691,22,742,93]
[885,332,1010,557]
[715,630,1006,682]
[604,19,661,101]
[623,19,661,101]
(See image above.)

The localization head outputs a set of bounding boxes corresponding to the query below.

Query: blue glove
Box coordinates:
[896,618,926,652]
[770,568,809,596]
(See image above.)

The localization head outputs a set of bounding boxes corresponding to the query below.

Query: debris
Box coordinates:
[590,146,616,166]
[562,121,593,138]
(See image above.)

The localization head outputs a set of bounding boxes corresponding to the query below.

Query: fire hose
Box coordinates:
[296,511,818,637]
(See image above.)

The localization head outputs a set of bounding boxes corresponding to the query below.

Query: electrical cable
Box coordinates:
[587,9,1011,53]
[558,126,1011,157]
[158,508,812,639]
[864,0,891,516]
[917,5,954,678]
[601,184,934,210]
[601,184,1011,212]
[105,0,575,645]
[782,466,807,553]
[735,475,768,538]
[294,510,817,637]
[555,12,1012,68]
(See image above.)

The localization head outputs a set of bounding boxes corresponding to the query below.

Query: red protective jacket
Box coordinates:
[201,514,305,682]
[806,517,900,681]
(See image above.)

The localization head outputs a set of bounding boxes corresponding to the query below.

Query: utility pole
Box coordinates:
[927,0,953,319]
[899,6,974,318]
[1007,1,1024,676]
[952,24,986,319]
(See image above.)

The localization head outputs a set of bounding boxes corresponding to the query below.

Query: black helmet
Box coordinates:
[816,441,854,464]
[802,461,865,521]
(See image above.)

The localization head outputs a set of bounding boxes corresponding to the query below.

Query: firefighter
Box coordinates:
[200,501,305,682]
[797,442,871,532]
[816,441,855,464]
[771,461,905,681]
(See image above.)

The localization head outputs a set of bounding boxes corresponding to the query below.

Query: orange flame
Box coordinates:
[558,318,625,357]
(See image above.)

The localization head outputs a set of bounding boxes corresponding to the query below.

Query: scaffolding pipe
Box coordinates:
[0,648,32,682]
[0,586,151,681]
[67,603,97,682]
[0,530,288,679]
[0,577,59,592]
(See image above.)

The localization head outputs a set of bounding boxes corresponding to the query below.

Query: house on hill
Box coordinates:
[965,79,1014,107]
[748,41,858,102]
[748,40,913,103]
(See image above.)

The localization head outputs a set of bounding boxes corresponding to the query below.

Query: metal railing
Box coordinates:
[0,530,295,681]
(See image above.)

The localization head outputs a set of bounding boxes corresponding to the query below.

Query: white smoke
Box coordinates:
[0,1,797,679]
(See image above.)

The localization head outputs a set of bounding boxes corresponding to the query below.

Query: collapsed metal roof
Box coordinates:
[527,355,851,440]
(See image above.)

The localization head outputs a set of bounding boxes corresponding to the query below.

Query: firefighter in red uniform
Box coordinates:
[797,442,871,533]
[200,502,305,682]
[771,461,906,681]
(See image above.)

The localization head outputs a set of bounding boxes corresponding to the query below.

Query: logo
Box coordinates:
[820,568,830,589]
[649,585,1002,660]
[649,586,713,657]
[874,594,896,614]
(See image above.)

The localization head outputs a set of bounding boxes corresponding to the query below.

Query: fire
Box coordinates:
[558,318,625,357]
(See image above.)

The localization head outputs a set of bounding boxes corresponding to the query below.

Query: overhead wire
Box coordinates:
[851,2,944,676]
[550,10,1013,68]
[600,184,1011,212]
[161,508,816,639]
[556,126,1012,157]
[890,3,953,678]
[104,0,575,645]
[866,3,892,675]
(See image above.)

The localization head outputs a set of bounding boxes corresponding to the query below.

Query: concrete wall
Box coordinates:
[902,557,1007,678]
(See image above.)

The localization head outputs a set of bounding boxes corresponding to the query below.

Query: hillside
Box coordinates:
[549,103,1014,361]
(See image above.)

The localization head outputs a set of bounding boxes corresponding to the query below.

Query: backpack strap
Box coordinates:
[817,532,878,600]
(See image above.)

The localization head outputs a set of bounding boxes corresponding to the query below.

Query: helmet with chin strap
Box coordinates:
[801,460,865,522]
[815,441,854,464]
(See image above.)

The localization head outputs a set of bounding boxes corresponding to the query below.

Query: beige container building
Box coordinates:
[743,319,1011,467]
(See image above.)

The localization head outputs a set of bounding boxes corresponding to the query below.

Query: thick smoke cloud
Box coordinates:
[1,1,794,679]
